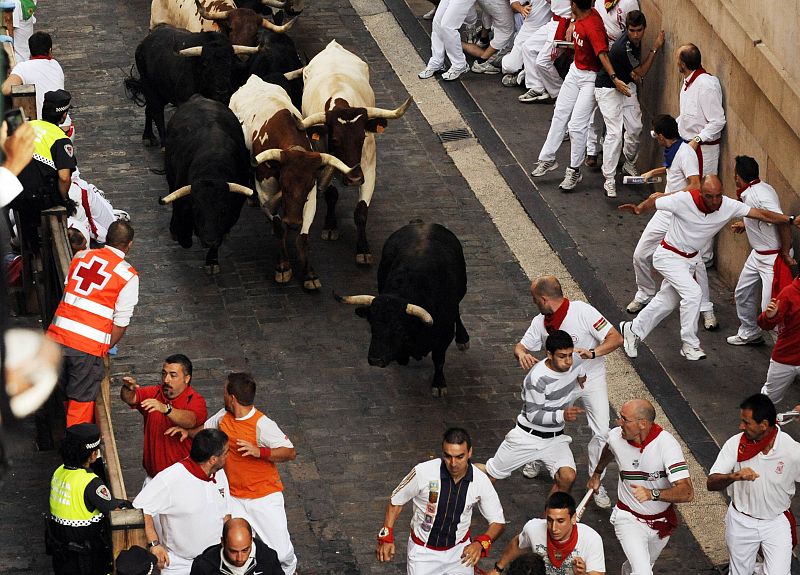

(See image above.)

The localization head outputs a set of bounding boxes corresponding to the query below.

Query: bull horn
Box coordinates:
[253,149,283,165]
[261,0,286,7]
[406,303,433,325]
[159,185,192,205]
[283,67,304,81]
[299,112,326,130]
[261,16,297,33]
[195,0,229,20]
[365,96,413,120]
[228,183,255,196]
[177,46,203,57]
[335,294,375,306]
[320,153,356,176]
[233,45,260,55]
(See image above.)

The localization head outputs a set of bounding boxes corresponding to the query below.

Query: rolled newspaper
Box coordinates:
[554,40,574,49]
[622,176,663,185]
[575,490,595,522]
[777,411,799,424]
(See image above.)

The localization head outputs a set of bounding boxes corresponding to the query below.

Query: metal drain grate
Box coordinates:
[437,128,472,143]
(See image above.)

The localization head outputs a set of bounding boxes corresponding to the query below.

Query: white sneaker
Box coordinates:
[502,73,520,87]
[518,88,549,103]
[522,461,541,479]
[702,310,719,331]
[442,65,469,81]
[604,178,616,198]
[620,321,640,358]
[422,6,436,19]
[680,343,707,361]
[418,65,444,79]
[726,333,765,346]
[593,485,612,509]
[531,160,558,177]
[112,209,130,221]
[559,167,582,191]
[471,60,501,74]
[626,299,649,314]
[622,159,640,177]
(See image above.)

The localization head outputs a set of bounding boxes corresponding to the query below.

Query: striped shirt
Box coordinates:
[518,359,585,433]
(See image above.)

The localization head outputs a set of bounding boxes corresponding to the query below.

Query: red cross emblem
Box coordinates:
[72,256,112,296]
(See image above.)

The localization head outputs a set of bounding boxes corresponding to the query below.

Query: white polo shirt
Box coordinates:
[9,57,65,118]
[133,462,230,562]
[709,429,800,520]
[740,181,782,252]
[607,426,690,516]
[665,143,699,194]
[678,72,725,144]
[593,0,639,41]
[520,300,612,379]
[390,459,505,547]
[518,518,606,575]
[523,0,553,29]
[550,0,572,19]
[656,191,750,254]
[519,359,586,433]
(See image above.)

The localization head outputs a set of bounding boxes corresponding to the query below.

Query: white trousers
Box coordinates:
[631,247,704,348]
[230,492,297,575]
[725,505,793,575]
[611,507,671,575]
[735,250,778,339]
[577,373,610,477]
[407,537,473,575]
[485,425,575,479]
[538,65,597,168]
[160,554,193,575]
[521,20,563,97]
[501,15,542,73]
[699,143,720,176]
[631,212,713,313]
[761,359,800,405]
[428,0,473,71]
[475,0,515,51]
[590,84,643,176]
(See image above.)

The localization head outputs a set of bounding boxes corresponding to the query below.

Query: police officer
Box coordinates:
[46,423,131,575]
[116,545,160,575]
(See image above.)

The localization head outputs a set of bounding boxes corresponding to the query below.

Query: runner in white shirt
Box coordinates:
[514,275,622,508]
[500,0,551,83]
[1,31,64,119]
[133,429,231,574]
[726,156,796,346]
[619,175,800,360]
[376,428,505,575]
[481,330,587,496]
[12,0,36,62]
[708,394,800,575]
[626,114,714,331]
[516,0,572,101]
[488,492,605,575]
[588,399,694,575]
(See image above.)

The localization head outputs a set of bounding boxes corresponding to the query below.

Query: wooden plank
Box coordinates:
[11,84,36,120]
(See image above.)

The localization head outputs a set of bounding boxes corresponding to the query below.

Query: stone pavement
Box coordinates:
[0,0,758,573]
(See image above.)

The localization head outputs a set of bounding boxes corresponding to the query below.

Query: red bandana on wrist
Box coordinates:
[543,299,570,334]
[735,178,760,201]
[627,423,663,452]
[683,68,707,91]
[547,525,579,568]
[180,457,217,483]
[689,189,717,214]
[737,426,778,462]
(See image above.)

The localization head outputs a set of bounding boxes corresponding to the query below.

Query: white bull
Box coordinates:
[300,39,412,265]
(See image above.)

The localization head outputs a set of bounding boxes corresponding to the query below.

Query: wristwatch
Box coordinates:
[610,73,617,81]
[165,403,173,415]
[494,562,506,573]
[147,539,161,549]
[651,489,661,501]
[590,349,596,359]
[378,527,391,539]
[693,135,702,145]
[789,215,796,225]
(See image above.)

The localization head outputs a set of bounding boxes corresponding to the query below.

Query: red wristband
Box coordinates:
[474,534,492,557]
[259,447,272,460]
[377,526,394,544]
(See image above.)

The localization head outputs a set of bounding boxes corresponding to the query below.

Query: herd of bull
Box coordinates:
[125,0,469,395]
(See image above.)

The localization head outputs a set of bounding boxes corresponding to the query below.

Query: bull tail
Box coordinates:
[123,64,147,108]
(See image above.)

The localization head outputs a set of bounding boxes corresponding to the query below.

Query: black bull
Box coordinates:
[338,221,470,396]
[161,95,253,274]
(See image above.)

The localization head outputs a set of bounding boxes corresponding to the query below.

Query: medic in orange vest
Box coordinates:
[47,220,139,426]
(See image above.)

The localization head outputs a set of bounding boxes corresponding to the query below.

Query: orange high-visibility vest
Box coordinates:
[47,247,137,357]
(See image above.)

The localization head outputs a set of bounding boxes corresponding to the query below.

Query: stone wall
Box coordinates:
[637,0,800,286]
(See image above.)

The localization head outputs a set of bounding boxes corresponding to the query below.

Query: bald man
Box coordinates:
[190,518,284,575]
[588,399,694,575]
[618,175,800,361]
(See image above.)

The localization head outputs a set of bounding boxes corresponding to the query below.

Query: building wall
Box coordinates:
[636,0,800,286]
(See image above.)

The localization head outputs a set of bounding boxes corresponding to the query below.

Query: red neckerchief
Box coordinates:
[627,423,663,452]
[683,68,707,91]
[737,426,778,462]
[547,525,579,568]
[735,178,760,201]
[689,189,716,214]
[29,55,53,61]
[543,299,570,334]
[180,457,217,483]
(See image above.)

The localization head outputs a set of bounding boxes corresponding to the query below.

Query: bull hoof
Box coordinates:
[457,341,470,351]
[170,232,178,241]
[275,268,293,284]
[355,252,373,266]
[321,228,338,241]
[431,386,448,398]
[143,136,159,147]
[205,264,220,275]
[303,277,322,291]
